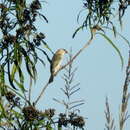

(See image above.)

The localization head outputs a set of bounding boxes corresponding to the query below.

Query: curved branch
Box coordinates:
[59,36,94,72]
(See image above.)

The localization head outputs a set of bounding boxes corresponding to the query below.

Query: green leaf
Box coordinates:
[117,33,130,47]
[13,79,26,93]
[97,32,124,69]
[58,126,62,130]
[46,124,53,130]
[37,56,46,66]
[25,56,37,83]
[112,25,116,37]
[25,57,33,78]
[0,103,6,118]
[11,64,17,81]
[104,27,130,47]
[72,25,84,38]
[42,40,54,54]
[11,61,25,91]
[0,65,5,83]
[31,65,37,82]
[10,110,23,119]
[77,9,86,23]
[18,67,24,85]
[0,48,2,53]
[36,47,51,64]
[39,13,48,23]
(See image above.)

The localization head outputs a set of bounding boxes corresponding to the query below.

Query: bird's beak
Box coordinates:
[64,50,68,54]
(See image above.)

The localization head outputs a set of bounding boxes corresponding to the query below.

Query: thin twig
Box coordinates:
[122,51,130,104]
[59,36,94,72]
[28,76,32,102]
[34,81,50,105]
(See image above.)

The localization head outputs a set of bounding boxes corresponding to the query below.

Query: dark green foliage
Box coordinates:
[0,0,50,91]
[73,0,130,70]
[74,0,130,34]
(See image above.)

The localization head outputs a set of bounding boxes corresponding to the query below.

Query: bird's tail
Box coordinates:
[49,75,54,83]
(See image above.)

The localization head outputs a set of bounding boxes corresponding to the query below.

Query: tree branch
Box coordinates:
[34,81,50,106]
[59,36,94,72]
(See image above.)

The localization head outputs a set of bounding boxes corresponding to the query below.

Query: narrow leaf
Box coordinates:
[72,25,84,38]
[39,13,48,23]
[70,88,80,96]
[112,25,117,37]
[69,103,85,110]
[14,79,26,92]
[42,40,54,54]
[18,67,24,84]
[104,27,130,47]
[11,64,17,81]
[97,32,124,69]
[25,57,33,78]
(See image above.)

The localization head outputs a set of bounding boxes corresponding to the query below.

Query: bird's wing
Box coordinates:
[51,53,63,73]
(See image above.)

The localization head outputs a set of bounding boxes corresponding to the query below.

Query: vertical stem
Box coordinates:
[34,81,50,105]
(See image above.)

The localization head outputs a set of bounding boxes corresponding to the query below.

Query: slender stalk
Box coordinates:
[34,81,50,105]
[59,36,94,72]
[28,76,32,102]
[119,50,130,130]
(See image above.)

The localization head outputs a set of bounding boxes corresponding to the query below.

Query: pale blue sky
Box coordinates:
[30,0,130,130]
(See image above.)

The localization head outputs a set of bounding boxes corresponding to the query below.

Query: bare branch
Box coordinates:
[34,81,50,106]
[59,36,94,72]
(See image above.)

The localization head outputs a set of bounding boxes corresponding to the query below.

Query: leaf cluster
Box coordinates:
[76,0,130,31]
[0,0,50,91]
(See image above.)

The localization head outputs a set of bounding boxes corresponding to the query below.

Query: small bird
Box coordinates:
[49,49,68,83]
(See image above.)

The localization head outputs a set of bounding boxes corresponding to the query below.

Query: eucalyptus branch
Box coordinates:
[59,36,94,72]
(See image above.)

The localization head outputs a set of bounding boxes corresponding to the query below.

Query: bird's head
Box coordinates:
[56,49,68,55]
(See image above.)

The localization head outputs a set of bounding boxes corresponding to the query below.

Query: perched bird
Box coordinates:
[49,49,68,83]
